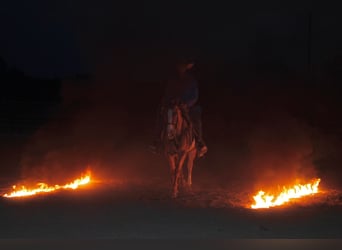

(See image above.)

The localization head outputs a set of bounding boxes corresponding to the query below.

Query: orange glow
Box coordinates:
[2,172,91,198]
[251,178,321,209]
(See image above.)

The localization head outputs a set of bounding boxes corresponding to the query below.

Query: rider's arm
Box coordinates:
[181,80,199,107]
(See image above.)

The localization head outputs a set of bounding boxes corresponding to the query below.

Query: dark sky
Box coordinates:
[1,0,342,77]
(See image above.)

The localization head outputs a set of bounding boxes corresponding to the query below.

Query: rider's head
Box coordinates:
[176,57,195,75]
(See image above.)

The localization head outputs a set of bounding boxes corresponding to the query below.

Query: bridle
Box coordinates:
[166,106,178,141]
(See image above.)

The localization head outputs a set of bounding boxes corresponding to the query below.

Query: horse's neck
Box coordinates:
[176,109,187,136]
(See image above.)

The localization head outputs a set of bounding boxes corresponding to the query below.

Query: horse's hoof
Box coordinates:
[171,192,178,199]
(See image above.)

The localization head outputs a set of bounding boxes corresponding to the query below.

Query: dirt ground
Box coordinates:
[1,179,341,239]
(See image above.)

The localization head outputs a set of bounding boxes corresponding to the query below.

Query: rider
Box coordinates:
[151,56,208,158]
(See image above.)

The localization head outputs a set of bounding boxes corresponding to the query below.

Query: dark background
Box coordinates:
[1,0,342,193]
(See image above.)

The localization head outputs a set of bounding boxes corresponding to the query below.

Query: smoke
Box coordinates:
[245,110,317,191]
[195,78,320,194]
[15,51,337,196]
[18,79,120,183]
[18,50,168,186]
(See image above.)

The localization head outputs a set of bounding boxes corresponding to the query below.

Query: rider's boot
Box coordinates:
[197,139,208,158]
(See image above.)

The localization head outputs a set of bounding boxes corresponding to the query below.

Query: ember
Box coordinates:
[251,178,321,209]
[2,172,91,198]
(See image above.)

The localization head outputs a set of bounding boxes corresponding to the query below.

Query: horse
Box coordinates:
[160,100,197,198]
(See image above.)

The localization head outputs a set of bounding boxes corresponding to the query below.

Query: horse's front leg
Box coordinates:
[186,149,197,193]
[172,152,187,198]
[179,169,186,189]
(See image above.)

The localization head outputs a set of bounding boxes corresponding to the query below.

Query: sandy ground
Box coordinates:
[0,179,341,239]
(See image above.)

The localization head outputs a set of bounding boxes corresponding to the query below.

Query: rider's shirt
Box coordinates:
[163,73,199,108]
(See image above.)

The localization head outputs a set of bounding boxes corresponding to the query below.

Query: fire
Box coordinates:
[251,178,321,209]
[2,172,91,198]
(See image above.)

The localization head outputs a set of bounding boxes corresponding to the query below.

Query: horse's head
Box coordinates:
[162,100,184,141]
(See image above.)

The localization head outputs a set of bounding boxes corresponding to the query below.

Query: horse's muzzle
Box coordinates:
[167,125,176,140]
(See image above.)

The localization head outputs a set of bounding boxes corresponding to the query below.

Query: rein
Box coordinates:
[165,104,194,149]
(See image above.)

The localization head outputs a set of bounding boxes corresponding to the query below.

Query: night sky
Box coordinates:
[1,1,342,77]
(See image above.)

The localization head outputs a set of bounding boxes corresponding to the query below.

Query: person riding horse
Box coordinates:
[151,58,208,158]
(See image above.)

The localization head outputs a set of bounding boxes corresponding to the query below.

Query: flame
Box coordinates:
[251,178,321,209]
[2,172,91,198]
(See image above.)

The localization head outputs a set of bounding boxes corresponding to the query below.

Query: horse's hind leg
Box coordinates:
[167,155,177,187]
[172,153,187,198]
[187,149,197,191]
